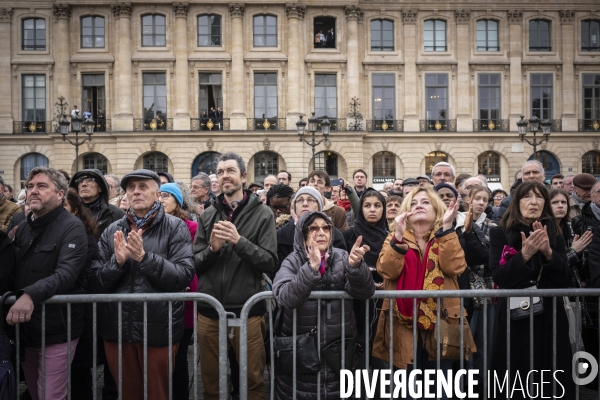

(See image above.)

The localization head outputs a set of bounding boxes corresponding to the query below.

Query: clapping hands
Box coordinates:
[520,221,552,262]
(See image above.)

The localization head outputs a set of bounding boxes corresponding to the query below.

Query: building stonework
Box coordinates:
[1,1,600,190]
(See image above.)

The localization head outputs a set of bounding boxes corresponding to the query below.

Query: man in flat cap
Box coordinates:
[89,169,194,400]
[571,173,597,219]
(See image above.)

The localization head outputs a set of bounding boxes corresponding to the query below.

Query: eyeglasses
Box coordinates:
[295,196,318,205]
[159,192,171,200]
[493,196,505,200]
[307,225,332,234]
[190,185,206,190]
[269,204,289,212]
[76,177,95,185]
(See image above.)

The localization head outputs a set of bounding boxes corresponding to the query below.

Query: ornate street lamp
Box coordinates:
[517,115,552,160]
[61,109,94,172]
[297,112,330,160]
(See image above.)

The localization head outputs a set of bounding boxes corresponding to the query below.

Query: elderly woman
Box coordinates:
[489,182,574,398]
[273,211,375,399]
[372,186,471,400]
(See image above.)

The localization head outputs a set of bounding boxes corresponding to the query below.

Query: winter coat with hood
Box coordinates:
[69,169,125,238]
[273,211,375,400]
[0,193,20,232]
[88,205,195,346]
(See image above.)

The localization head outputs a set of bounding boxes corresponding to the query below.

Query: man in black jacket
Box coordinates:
[194,152,277,400]
[88,169,194,400]
[69,169,125,238]
[6,167,88,400]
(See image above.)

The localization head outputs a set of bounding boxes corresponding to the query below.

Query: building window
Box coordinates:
[583,74,600,127]
[142,73,167,129]
[22,18,46,50]
[425,73,448,123]
[425,151,448,175]
[254,151,279,182]
[478,73,501,124]
[253,15,277,47]
[83,153,108,174]
[254,73,277,119]
[21,153,49,181]
[478,152,501,178]
[22,75,46,126]
[82,74,106,125]
[424,19,446,52]
[531,73,553,120]
[373,151,396,178]
[582,151,600,176]
[372,74,395,124]
[314,17,336,49]
[142,14,166,47]
[143,152,169,173]
[315,74,337,118]
[81,16,105,48]
[371,19,394,51]
[199,73,223,119]
[582,20,600,52]
[192,151,222,177]
[198,14,221,47]
[314,151,338,179]
[529,19,551,51]
[476,20,499,51]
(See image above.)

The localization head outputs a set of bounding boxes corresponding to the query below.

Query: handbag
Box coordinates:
[320,337,358,374]
[509,266,545,320]
[272,306,321,376]
[467,267,492,310]
[424,301,476,361]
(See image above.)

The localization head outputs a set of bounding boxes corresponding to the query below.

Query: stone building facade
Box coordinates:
[0,1,599,190]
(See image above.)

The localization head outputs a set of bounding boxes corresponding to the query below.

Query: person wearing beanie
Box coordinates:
[275,183,347,274]
[434,182,459,209]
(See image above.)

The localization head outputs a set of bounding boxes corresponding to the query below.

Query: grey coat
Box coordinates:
[272,211,375,400]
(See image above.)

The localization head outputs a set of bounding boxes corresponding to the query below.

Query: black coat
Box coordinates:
[88,206,195,346]
[456,223,491,314]
[587,227,600,288]
[571,201,599,284]
[11,206,88,347]
[488,222,575,398]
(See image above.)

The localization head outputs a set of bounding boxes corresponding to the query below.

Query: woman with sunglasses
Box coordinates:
[159,183,198,400]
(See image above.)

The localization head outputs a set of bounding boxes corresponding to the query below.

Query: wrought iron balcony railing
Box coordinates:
[317,118,345,131]
[578,119,600,132]
[191,118,230,131]
[95,119,111,132]
[13,121,52,134]
[419,119,457,132]
[472,119,510,132]
[247,117,286,131]
[134,118,173,132]
[366,120,404,132]
[549,119,562,132]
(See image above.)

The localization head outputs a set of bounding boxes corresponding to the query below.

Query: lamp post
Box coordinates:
[60,110,94,172]
[296,112,330,160]
[517,115,552,160]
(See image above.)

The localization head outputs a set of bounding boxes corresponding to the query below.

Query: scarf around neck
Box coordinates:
[591,202,600,221]
[129,201,161,230]
[572,191,586,207]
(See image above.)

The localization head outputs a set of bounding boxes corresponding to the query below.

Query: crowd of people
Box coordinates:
[1,154,599,399]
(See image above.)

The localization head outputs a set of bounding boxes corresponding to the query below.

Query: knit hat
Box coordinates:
[434,182,459,198]
[292,186,324,212]
[160,183,183,207]
[573,173,598,190]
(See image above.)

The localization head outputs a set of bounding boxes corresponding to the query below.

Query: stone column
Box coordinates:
[402,10,419,131]
[345,6,363,129]
[53,4,71,107]
[111,3,133,131]
[0,9,13,133]
[229,3,246,130]
[560,10,576,131]
[173,3,190,130]
[507,10,523,129]
[455,10,471,131]
[285,4,305,128]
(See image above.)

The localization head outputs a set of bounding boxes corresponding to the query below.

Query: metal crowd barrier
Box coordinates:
[238,288,600,400]
[4,292,229,400]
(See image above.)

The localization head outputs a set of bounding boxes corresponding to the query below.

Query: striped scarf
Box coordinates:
[129,201,161,230]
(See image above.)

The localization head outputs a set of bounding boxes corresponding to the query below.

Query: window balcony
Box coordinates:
[317,118,345,131]
[191,118,230,131]
[133,117,173,132]
[95,119,111,132]
[472,119,510,132]
[419,119,457,132]
[247,117,286,131]
[578,119,600,132]
[367,119,404,132]
[13,121,51,134]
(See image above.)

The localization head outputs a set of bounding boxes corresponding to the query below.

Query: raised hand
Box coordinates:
[394,212,413,242]
[348,236,371,267]
[572,230,593,254]
[114,230,130,267]
[209,224,226,252]
[464,202,474,233]
[520,223,548,262]
[126,229,146,262]
[307,232,321,271]
[442,195,461,231]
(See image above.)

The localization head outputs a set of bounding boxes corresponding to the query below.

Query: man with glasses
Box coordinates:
[209,174,221,196]
[191,173,213,215]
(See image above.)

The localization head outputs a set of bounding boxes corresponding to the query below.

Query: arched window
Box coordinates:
[371,19,394,51]
[22,18,46,50]
[424,19,446,52]
[478,152,501,180]
[372,151,396,179]
[20,153,49,181]
[314,151,338,179]
[314,16,336,49]
[83,153,108,174]
[582,20,600,52]
[529,19,551,51]
[582,151,600,176]
[81,16,105,48]
[143,152,169,173]
[192,151,222,177]
[528,151,560,179]
[425,151,448,175]
[253,15,277,47]
[476,20,499,51]
[254,151,279,182]
[141,14,166,47]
